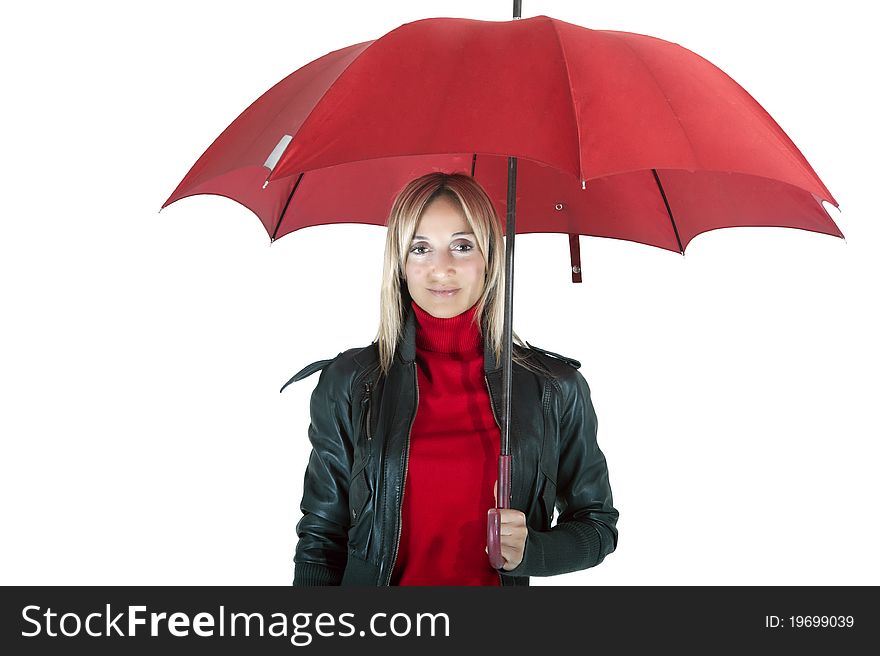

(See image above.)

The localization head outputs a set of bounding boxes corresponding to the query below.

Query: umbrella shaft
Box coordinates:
[501,157,517,456]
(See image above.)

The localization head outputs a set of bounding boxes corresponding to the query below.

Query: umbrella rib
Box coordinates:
[272,172,305,241]
[651,169,684,254]
[549,20,584,183]
[471,153,477,177]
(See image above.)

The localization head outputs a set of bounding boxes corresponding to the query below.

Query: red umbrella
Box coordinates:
[163,10,842,570]
[163,15,840,255]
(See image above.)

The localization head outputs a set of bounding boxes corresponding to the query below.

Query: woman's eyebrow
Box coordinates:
[411,231,475,240]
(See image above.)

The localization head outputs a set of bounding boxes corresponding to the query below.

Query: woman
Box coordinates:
[282,172,618,586]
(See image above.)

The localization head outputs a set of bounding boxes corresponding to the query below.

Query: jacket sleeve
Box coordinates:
[292,361,355,586]
[507,369,619,578]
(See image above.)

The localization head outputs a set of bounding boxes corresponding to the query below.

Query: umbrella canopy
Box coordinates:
[163,15,842,258]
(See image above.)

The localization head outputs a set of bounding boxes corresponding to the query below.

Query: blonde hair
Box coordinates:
[375,172,528,376]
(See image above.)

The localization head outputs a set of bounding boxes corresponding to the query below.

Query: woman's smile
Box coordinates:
[428,288,460,297]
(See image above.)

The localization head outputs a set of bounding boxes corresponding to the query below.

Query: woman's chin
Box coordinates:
[426,305,459,318]
[419,298,464,318]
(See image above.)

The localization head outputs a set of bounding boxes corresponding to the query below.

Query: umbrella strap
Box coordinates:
[569,234,582,283]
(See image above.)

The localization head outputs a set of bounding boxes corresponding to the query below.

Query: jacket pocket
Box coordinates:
[349,457,372,526]
[348,456,374,558]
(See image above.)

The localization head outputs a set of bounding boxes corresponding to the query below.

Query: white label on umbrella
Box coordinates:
[264,135,293,171]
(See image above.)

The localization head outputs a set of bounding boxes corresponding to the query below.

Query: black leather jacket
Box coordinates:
[282,305,619,585]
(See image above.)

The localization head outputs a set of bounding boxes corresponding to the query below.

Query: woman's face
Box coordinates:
[404,195,486,318]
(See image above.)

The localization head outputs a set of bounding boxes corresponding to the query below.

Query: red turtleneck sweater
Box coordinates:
[390,301,502,586]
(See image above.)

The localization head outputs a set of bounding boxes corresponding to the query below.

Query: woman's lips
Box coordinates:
[428,288,460,297]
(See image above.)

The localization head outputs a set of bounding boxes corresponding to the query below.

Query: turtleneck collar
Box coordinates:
[412,301,482,354]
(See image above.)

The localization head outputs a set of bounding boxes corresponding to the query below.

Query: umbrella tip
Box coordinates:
[581,180,586,190]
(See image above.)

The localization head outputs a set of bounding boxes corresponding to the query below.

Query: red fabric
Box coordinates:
[390,301,501,586]
[164,15,843,254]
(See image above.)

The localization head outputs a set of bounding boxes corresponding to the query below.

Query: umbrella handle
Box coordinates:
[487,455,512,570]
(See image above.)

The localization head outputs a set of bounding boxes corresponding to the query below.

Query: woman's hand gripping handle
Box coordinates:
[487,455,526,571]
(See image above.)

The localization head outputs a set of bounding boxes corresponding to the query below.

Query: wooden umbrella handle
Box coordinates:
[487,455,512,570]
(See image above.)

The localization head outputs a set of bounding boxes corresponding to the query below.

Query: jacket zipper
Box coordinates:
[484,374,505,587]
[362,382,372,442]
[386,362,418,585]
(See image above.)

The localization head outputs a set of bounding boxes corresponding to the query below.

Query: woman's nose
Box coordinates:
[429,249,455,276]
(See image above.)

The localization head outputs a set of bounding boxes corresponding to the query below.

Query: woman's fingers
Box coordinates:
[492,508,527,570]
[498,509,526,527]
[486,508,527,563]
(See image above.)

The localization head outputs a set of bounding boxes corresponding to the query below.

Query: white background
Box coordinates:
[2,0,876,586]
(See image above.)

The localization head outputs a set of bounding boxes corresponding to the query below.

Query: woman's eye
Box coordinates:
[410,245,429,255]
[453,242,474,253]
